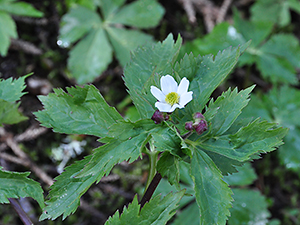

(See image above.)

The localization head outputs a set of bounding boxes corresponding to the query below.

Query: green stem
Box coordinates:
[145,149,158,190]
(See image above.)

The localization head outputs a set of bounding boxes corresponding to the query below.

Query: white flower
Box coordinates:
[150,75,193,112]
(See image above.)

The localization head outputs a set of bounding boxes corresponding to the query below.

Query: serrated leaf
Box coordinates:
[230,119,288,159]
[77,119,158,178]
[40,155,95,220]
[58,6,102,45]
[241,86,300,172]
[41,119,151,220]
[0,1,43,17]
[124,34,182,119]
[223,162,257,186]
[0,167,44,209]
[34,85,122,137]
[68,27,113,84]
[105,190,185,225]
[0,100,27,125]
[186,43,249,114]
[174,53,203,81]
[106,26,154,66]
[190,149,233,225]
[0,75,28,102]
[0,11,17,56]
[228,189,270,225]
[205,86,255,136]
[108,0,164,28]
[198,119,287,162]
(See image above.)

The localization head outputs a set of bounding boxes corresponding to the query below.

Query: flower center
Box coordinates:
[165,92,180,106]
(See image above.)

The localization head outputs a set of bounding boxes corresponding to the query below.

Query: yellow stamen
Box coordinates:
[165,92,180,106]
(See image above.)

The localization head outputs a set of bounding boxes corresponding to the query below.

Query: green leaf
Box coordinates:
[108,0,165,28]
[40,155,95,220]
[190,149,233,225]
[0,11,17,56]
[105,190,185,225]
[157,152,180,186]
[0,167,44,209]
[0,100,27,125]
[100,0,126,20]
[172,201,200,225]
[68,27,113,84]
[205,86,255,136]
[198,119,287,162]
[77,119,158,178]
[41,120,168,220]
[34,85,123,137]
[106,26,154,66]
[124,34,182,119]
[223,162,257,186]
[186,42,250,114]
[0,0,43,17]
[0,75,28,102]
[229,119,288,160]
[58,6,102,45]
[174,53,203,81]
[250,0,295,27]
[228,189,270,225]
[241,86,300,172]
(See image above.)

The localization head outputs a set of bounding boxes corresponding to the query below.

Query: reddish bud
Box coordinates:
[151,110,164,124]
[185,121,194,131]
[193,120,208,135]
[193,112,204,120]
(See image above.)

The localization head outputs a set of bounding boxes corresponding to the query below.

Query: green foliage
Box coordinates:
[183,11,300,85]
[34,85,123,137]
[240,85,300,173]
[251,0,300,27]
[191,150,232,224]
[0,75,29,126]
[228,189,270,225]
[0,167,44,209]
[105,190,185,225]
[59,0,164,84]
[0,0,43,56]
[35,34,287,224]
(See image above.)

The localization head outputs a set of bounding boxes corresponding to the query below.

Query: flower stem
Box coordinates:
[145,143,158,190]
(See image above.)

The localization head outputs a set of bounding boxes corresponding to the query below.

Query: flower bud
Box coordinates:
[193,112,204,120]
[151,110,164,124]
[193,119,208,135]
[185,121,194,131]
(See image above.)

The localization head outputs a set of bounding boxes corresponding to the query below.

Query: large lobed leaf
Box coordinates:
[40,119,160,220]
[0,167,44,209]
[241,86,300,172]
[105,190,185,225]
[198,119,288,163]
[59,0,164,84]
[35,85,123,137]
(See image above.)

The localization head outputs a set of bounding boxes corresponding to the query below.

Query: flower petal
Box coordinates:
[169,104,180,112]
[161,75,178,95]
[155,102,172,112]
[177,77,189,95]
[179,91,193,107]
[150,86,165,102]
